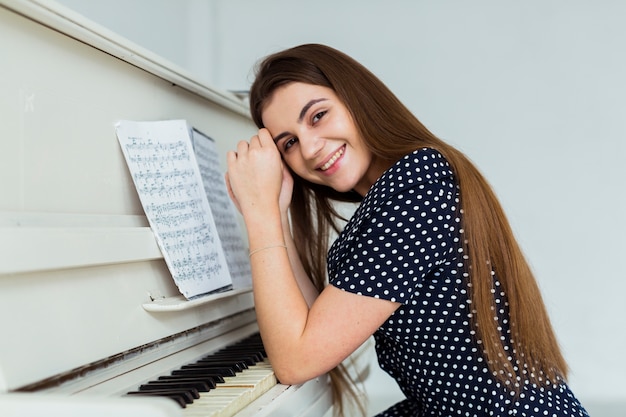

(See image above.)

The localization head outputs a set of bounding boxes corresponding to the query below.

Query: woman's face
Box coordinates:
[261,82,383,196]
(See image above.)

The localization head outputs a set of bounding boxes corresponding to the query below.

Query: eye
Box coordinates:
[312,110,326,124]
[283,137,298,151]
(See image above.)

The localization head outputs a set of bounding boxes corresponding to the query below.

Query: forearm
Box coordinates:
[282,215,319,307]
[244,207,310,365]
[243,206,398,385]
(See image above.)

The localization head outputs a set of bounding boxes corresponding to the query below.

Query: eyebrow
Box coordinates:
[298,98,327,122]
[273,98,328,143]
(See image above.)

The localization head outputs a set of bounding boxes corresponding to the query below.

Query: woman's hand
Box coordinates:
[225,128,287,220]
[278,164,294,216]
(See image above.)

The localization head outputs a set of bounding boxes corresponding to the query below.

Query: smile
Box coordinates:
[319,146,345,171]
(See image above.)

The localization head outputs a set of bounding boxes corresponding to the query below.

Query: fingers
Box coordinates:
[232,129,274,154]
[226,149,237,163]
[257,128,274,146]
[224,172,242,214]
[236,139,251,154]
[248,129,275,148]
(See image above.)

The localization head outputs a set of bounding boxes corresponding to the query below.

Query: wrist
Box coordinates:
[243,205,285,249]
[241,201,280,225]
[249,243,287,257]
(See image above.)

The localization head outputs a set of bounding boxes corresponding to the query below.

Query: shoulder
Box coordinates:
[328,148,461,302]
[329,148,458,263]
[365,147,455,206]
[385,147,454,186]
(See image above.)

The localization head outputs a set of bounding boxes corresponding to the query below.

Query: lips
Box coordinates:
[319,145,345,171]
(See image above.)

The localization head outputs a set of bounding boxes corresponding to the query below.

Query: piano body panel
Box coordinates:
[0,259,256,391]
[0,393,183,417]
[0,0,261,393]
[0,1,340,415]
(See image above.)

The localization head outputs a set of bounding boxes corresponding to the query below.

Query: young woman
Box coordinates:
[225,44,589,417]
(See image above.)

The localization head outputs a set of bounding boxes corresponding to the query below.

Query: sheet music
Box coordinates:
[115,120,232,299]
[191,128,252,290]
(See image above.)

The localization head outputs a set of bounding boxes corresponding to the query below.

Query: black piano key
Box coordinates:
[220,335,265,350]
[219,345,266,357]
[199,354,258,366]
[151,388,195,403]
[173,367,236,377]
[135,385,200,400]
[183,360,246,372]
[158,374,221,386]
[224,338,265,348]
[213,349,264,361]
[141,380,210,393]
[127,390,191,407]
[197,355,251,363]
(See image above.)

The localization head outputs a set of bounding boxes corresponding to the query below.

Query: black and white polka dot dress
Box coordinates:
[328,148,589,416]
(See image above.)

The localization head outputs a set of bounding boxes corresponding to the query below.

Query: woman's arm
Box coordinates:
[226,130,399,384]
[244,208,399,385]
[226,140,318,307]
[282,213,319,307]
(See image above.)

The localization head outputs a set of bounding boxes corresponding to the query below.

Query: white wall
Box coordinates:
[55,0,626,414]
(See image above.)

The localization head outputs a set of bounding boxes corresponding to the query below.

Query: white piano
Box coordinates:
[0,1,370,415]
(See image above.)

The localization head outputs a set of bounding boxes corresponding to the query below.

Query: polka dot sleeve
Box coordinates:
[329,149,461,305]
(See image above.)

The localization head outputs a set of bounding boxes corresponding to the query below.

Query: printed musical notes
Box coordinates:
[116,120,233,299]
[191,129,252,290]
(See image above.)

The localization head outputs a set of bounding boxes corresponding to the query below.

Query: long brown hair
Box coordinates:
[249,43,568,413]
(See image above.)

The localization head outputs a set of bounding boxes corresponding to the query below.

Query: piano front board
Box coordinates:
[0,0,257,392]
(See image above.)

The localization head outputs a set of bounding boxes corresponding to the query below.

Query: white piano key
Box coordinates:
[182,360,277,417]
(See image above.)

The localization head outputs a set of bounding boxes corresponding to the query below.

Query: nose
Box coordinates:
[299,131,324,160]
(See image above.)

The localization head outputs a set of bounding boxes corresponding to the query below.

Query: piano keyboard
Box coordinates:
[127,333,278,416]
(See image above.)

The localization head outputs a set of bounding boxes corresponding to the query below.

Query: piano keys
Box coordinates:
[3,313,335,417]
[126,332,279,415]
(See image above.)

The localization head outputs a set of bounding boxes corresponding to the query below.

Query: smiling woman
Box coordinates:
[225,44,590,417]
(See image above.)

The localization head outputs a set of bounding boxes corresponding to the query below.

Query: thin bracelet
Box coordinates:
[249,244,287,257]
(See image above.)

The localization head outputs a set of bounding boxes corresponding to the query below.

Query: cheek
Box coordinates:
[286,159,326,185]
[282,155,306,176]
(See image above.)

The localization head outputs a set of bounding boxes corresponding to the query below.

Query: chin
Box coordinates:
[330,184,357,194]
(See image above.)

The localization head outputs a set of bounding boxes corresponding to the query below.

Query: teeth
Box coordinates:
[320,147,344,171]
